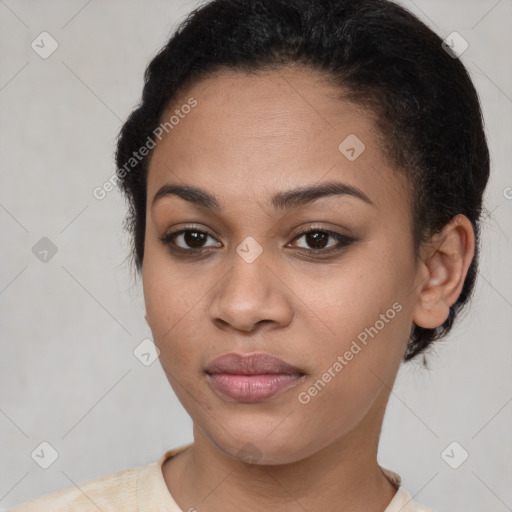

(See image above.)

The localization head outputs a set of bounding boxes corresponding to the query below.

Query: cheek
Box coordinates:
[291,241,413,390]
[292,303,407,448]
[291,245,411,338]
[144,276,208,407]
[142,247,208,368]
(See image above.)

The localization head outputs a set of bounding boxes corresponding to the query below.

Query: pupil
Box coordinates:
[185,231,206,247]
[306,232,328,249]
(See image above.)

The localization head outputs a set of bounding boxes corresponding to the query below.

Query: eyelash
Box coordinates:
[158,225,355,258]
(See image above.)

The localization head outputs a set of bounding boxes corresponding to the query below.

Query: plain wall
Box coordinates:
[1,0,511,510]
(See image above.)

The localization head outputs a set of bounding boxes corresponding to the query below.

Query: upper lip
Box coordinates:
[204,352,305,375]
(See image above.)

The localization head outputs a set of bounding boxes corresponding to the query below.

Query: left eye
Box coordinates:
[289,229,353,252]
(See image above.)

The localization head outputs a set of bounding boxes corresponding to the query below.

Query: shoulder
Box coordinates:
[9,464,143,512]
[387,488,437,512]
[381,467,436,512]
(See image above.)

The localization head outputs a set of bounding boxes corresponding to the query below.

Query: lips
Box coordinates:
[205,352,304,375]
[204,352,305,402]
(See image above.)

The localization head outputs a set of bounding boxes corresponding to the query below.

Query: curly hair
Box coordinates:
[114,0,490,362]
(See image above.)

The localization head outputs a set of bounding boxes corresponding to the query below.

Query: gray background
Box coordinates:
[0,0,511,510]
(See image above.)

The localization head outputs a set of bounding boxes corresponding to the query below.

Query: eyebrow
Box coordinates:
[151,180,374,211]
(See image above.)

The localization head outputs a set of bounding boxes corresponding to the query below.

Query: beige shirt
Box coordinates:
[10,444,435,511]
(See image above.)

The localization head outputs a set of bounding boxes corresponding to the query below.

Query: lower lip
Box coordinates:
[207,373,303,402]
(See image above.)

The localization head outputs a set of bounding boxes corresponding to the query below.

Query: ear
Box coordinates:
[413,214,475,329]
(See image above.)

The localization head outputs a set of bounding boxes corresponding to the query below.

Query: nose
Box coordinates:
[208,247,294,334]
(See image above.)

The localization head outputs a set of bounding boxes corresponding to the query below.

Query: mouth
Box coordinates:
[204,352,306,403]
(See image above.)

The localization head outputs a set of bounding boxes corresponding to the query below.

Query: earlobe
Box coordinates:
[413,214,475,329]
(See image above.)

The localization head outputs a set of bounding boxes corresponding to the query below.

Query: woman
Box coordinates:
[11,0,489,510]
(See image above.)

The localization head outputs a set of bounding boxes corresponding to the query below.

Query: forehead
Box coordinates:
[146,67,408,212]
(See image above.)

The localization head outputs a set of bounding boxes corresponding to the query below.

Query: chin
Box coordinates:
[205,424,319,466]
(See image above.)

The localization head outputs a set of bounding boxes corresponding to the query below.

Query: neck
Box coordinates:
[163,395,398,512]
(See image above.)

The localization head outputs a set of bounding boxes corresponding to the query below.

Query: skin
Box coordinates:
[142,67,475,512]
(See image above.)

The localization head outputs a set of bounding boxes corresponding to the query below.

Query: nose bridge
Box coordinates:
[225,238,272,305]
[208,236,291,331]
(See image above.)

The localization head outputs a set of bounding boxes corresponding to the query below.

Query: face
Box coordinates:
[143,67,421,465]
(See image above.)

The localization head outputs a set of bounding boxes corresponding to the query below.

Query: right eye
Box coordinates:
[159,228,223,254]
